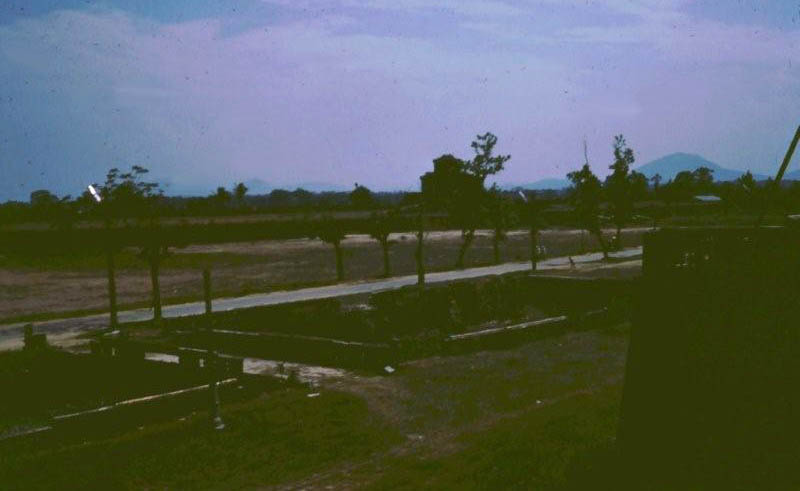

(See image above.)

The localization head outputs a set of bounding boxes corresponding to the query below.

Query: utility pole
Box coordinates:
[415,206,425,287]
[757,125,800,226]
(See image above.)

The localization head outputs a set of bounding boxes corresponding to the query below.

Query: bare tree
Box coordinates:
[567,143,609,260]
[94,166,164,326]
[314,216,347,281]
[487,187,515,264]
[368,211,397,277]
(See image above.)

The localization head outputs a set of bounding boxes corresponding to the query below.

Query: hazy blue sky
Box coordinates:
[1,0,799,200]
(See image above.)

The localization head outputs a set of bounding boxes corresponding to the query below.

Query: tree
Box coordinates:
[734,170,761,212]
[233,182,248,205]
[604,135,637,249]
[29,189,75,229]
[420,132,510,268]
[350,183,375,210]
[267,189,292,209]
[421,154,481,268]
[466,132,511,181]
[92,165,163,328]
[519,190,545,269]
[692,166,715,194]
[486,187,515,264]
[368,211,396,277]
[315,216,347,281]
[651,173,662,191]
[97,165,162,223]
[567,163,609,260]
[212,186,231,211]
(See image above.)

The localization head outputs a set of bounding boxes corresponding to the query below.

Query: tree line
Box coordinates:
[3,130,796,327]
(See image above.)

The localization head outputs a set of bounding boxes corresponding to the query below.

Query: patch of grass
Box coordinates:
[365,387,622,490]
[0,389,401,490]
[0,348,213,433]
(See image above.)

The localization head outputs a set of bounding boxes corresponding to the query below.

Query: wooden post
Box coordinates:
[334,242,344,281]
[148,248,162,324]
[203,268,212,315]
[757,125,800,226]
[415,209,425,287]
[529,226,538,271]
[208,350,225,430]
[106,248,118,330]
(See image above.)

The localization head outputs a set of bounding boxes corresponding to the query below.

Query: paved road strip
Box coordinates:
[0,247,642,350]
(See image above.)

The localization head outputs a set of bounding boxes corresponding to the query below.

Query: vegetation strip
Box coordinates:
[447,316,569,341]
[201,328,392,348]
[0,425,53,441]
[52,377,237,421]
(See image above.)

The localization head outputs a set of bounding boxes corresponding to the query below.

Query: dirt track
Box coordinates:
[0,227,649,322]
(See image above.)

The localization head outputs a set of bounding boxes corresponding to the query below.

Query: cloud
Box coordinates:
[0,3,798,201]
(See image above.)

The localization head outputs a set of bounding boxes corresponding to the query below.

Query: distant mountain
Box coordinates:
[291,182,351,192]
[243,178,272,195]
[783,169,800,181]
[160,181,215,197]
[634,153,767,182]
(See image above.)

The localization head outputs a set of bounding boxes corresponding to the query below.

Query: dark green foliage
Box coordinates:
[0,214,454,256]
[420,132,510,269]
[486,186,517,264]
[314,215,347,281]
[1,389,397,490]
[0,348,210,432]
[211,186,231,210]
[368,210,398,277]
[349,183,375,209]
[94,166,163,224]
[465,132,511,182]
[567,163,609,259]
[233,182,248,203]
[604,135,641,249]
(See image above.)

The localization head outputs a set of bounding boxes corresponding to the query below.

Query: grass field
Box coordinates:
[0,227,647,322]
[0,320,629,489]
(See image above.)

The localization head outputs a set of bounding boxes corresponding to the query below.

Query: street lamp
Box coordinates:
[87,184,102,203]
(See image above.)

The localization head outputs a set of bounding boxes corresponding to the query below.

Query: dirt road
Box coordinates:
[0,247,641,350]
[0,227,650,321]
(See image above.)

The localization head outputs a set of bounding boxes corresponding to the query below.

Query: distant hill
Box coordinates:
[634,153,767,182]
[243,178,272,195]
[783,169,800,181]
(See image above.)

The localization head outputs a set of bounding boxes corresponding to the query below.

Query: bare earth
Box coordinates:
[0,227,649,322]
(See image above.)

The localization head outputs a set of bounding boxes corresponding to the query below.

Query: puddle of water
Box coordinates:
[145,353,179,364]
[243,358,349,384]
[142,352,349,385]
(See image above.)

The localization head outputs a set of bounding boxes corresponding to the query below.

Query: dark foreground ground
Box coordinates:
[0,320,628,490]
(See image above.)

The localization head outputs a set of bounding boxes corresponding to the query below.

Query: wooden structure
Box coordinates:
[619,227,800,488]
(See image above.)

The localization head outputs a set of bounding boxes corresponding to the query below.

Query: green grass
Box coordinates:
[0,348,213,433]
[364,387,622,490]
[0,388,401,490]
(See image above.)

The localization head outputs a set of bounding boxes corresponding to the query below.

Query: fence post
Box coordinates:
[106,248,119,331]
[203,269,212,315]
[208,350,225,430]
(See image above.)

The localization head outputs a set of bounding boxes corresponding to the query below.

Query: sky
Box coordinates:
[0,0,799,200]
